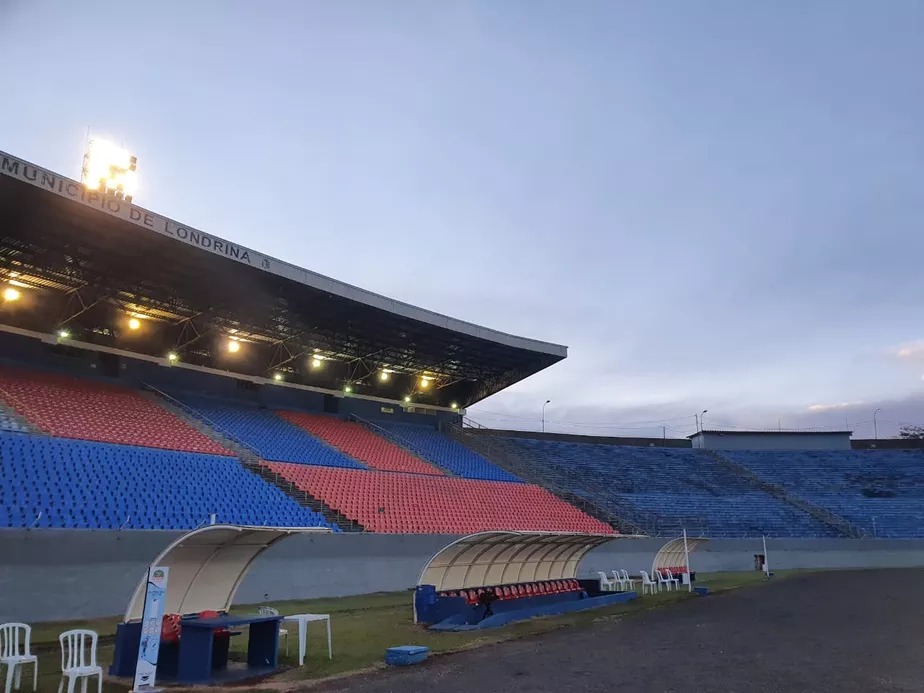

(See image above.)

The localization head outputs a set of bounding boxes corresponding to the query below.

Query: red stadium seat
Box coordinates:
[278,412,443,476]
[0,367,230,455]
[262,462,615,534]
[161,614,181,644]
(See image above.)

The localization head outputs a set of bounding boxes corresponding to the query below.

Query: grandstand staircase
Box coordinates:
[442,419,653,535]
[0,392,43,435]
[350,415,459,477]
[703,449,868,538]
[141,386,365,532]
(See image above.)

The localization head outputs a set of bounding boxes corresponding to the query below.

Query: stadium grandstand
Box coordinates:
[1,146,924,540]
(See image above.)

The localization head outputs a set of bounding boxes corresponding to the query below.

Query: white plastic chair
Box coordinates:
[655,569,679,591]
[1,623,37,693]
[597,571,617,592]
[620,569,637,591]
[57,630,101,693]
[610,570,627,591]
[258,606,288,655]
[639,570,659,595]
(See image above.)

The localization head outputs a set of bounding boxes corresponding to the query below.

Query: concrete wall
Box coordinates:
[4,530,924,623]
[691,431,852,451]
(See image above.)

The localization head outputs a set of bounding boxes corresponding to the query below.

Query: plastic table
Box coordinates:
[284,614,332,666]
[177,614,282,684]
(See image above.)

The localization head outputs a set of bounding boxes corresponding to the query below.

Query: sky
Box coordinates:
[1,0,922,438]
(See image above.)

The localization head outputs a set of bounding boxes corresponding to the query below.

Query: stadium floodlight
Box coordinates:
[311,356,323,369]
[127,317,141,330]
[273,372,283,382]
[81,138,138,202]
[227,338,241,353]
[379,369,392,382]
[166,352,179,362]
[419,376,431,389]
[2,287,20,302]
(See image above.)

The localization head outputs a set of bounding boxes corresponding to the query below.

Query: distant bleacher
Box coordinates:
[502,437,839,537]
[0,432,334,530]
[726,450,924,538]
[263,462,612,534]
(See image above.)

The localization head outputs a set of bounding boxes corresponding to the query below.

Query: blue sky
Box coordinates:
[1,1,922,437]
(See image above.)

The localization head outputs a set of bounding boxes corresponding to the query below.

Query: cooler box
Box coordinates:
[385,645,430,667]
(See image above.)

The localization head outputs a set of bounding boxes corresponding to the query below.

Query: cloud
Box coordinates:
[807,401,865,413]
[895,342,924,360]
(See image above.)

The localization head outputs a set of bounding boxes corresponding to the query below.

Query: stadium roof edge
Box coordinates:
[0,149,567,359]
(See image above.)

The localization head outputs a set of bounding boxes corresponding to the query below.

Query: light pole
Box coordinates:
[700,409,708,432]
[542,400,551,433]
[873,408,882,440]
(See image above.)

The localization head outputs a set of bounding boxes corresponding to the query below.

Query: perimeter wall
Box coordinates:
[2,530,924,622]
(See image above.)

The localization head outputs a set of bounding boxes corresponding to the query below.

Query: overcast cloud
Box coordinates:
[1,0,921,438]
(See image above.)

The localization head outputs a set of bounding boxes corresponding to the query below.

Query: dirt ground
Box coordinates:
[312,569,924,693]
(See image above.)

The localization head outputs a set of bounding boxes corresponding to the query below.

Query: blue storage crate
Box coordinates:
[385,645,430,667]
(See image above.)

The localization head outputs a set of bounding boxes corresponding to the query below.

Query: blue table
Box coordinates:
[177,614,282,684]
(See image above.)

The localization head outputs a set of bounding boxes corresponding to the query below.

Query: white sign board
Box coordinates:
[132,566,169,692]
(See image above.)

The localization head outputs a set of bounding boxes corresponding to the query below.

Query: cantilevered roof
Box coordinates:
[0,150,567,407]
[124,525,330,621]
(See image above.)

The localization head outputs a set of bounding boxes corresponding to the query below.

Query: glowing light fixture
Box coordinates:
[81,138,138,202]
[227,339,241,353]
[127,317,141,330]
[167,352,178,362]
[451,402,458,410]
[58,329,70,339]
[273,372,283,381]
[344,385,353,394]
[379,370,390,382]
[2,287,21,302]
[419,377,431,389]
[311,357,323,369]
[404,395,411,403]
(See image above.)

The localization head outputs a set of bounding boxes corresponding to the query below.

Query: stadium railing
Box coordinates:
[702,449,868,539]
[349,414,457,477]
[141,385,367,532]
[140,383,263,461]
[441,418,655,535]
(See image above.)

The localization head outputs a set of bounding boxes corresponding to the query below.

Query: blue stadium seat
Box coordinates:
[176,397,366,469]
[377,423,522,482]
[725,450,924,539]
[0,411,26,433]
[501,438,840,537]
[0,432,336,531]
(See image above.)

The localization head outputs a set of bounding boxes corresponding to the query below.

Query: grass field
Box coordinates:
[17,571,790,692]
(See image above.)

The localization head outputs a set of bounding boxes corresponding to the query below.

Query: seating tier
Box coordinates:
[377,422,521,482]
[177,398,365,469]
[0,368,229,455]
[264,462,613,535]
[279,412,442,475]
[0,433,334,530]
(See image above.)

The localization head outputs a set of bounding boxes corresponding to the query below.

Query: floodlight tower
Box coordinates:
[81,138,138,203]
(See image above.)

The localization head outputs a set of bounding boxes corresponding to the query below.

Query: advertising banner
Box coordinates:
[132,566,169,692]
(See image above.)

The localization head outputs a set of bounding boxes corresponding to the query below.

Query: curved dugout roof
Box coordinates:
[651,536,709,573]
[417,531,631,592]
[125,525,331,621]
